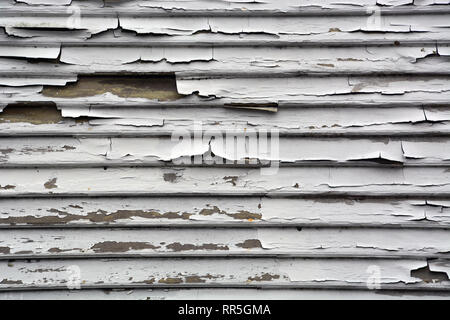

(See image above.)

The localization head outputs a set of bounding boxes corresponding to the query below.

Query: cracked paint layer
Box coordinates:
[1,197,449,228]
[0,258,436,290]
[0,0,449,299]
[1,167,450,196]
[0,228,449,258]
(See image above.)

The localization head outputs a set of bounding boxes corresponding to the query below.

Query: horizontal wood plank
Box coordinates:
[0,258,441,290]
[0,137,449,167]
[1,167,449,197]
[0,227,449,259]
[0,197,449,228]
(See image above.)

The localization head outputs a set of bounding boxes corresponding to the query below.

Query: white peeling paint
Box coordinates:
[0,0,449,299]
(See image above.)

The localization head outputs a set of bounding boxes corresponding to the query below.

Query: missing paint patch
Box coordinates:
[42,74,184,101]
[0,103,63,125]
[411,264,449,283]
[44,178,58,190]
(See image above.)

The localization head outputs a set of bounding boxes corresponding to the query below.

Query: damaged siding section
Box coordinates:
[0,0,449,300]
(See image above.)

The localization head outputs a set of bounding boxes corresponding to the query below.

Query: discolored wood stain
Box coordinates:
[0,185,16,190]
[236,239,263,249]
[248,273,281,282]
[199,205,262,220]
[44,178,58,190]
[90,241,161,253]
[166,242,229,252]
[0,247,11,254]
[0,206,263,226]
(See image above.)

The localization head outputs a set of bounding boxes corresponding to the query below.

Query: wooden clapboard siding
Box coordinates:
[0,228,450,259]
[0,0,449,299]
[1,137,450,167]
[1,288,450,300]
[1,197,449,228]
